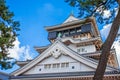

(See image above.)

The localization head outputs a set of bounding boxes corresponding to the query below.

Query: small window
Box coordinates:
[70,29,75,34]
[77,49,80,52]
[77,48,87,53]
[66,63,69,67]
[82,48,85,52]
[53,64,56,68]
[61,63,69,68]
[56,49,58,51]
[56,63,60,68]
[76,27,81,32]
[44,64,47,69]
[44,64,51,69]
[53,63,60,68]
[63,30,69,36]
[39,68,41,71]
[61,63,65,68]
[72,66,75,69]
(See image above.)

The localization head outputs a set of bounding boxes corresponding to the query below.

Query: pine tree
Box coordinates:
[0,0,20,69]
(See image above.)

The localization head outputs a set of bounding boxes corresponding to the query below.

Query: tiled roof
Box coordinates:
[10,71,120,79]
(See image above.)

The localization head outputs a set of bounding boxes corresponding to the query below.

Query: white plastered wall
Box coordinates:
[24,55,95,74]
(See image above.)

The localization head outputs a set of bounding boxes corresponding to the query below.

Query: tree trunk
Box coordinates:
[93,7,120,80]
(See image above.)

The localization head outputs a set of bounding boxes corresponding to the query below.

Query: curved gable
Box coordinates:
[11,40,116,76]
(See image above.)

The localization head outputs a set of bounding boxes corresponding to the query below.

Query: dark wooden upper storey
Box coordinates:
[45,17,100,41]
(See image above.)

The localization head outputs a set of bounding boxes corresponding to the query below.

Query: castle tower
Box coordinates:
[10,14,120,80]
[45,14,118,68]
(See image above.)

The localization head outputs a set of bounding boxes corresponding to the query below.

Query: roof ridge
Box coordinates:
[63,14,79,23]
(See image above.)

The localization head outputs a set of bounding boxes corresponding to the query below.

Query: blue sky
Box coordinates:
[6,0,79,58]
[0,0,120,73]
[7,0,77,48]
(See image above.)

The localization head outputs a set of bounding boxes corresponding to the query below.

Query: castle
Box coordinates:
[10,14,120,80]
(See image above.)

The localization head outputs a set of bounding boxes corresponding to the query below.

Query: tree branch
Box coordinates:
[117,0,120,5]
[93,7,120,80]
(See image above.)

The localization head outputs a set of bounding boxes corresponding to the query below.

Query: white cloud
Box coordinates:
[100,24,120,39]
[100,7,119,39]
[8,38,32,61]
[100,24,120,66]
[100,23,112,39]
[103,10,111,18]
[102,7,118,19]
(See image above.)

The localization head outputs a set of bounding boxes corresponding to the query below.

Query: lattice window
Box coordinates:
[44,64,51,69]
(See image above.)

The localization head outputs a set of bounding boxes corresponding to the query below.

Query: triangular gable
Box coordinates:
[11,39,116,76]
[24,54,95,74]
[63,15,79,23]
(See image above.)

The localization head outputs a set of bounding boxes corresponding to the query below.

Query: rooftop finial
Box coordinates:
[70,8,74,16]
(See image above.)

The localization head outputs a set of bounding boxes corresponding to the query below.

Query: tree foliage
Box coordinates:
[65,0,120,80]
[65,0,118,23]
[0,0,20,69]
